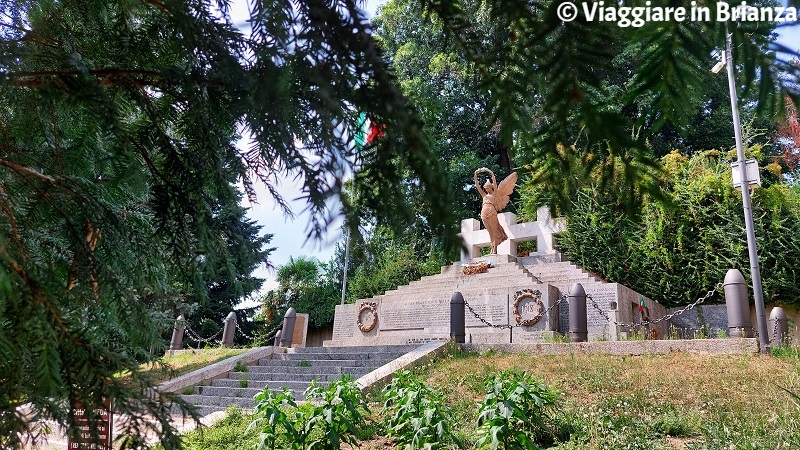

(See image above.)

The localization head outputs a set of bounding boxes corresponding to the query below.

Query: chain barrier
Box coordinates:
[463,294,567,330]
[235,322,256,340]
[184,326,223,346]
[771,317,780,345]
[586,283,723,329]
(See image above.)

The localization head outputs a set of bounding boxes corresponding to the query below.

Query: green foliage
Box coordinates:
[181,406,260,450]
[548,150,800,307]
[381,370,463,449]
[475,370,558,450]
[261,256,341,334]
[249,376,370,450]
[347,236,441,302]
[304,376,371,450]
[0,0,458,444]
[248,388,301,450]
[233,361,250,373]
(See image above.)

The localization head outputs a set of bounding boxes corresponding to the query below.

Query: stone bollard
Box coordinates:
[769,307,789,348]
[279,308,297,348]
[169,314,186,350]
[568,283,588,342]
[274,329,282,347]
[222,311,237,347]
[723,269,753,338]
[450,292,466,343]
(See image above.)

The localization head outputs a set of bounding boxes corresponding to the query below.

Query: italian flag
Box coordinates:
[354,112,384,149]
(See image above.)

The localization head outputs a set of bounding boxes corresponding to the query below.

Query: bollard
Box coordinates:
[222,311,237,347]
[274,329,282,347]
[169,314,186,350]
[279,308,297,348]
[723,269,753,338]
[450,292,466,343]
[769,307,789,348]
[568,283,588,343]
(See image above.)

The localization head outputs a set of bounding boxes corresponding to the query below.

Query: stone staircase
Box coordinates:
[179,345,417,416]
[519,258,605,291]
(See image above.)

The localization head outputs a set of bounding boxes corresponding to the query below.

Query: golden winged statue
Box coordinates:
[474,168,518,254]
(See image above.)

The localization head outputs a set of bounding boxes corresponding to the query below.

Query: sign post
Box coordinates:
[68,397,112,450]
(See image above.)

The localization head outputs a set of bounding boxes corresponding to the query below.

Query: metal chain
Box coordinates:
[235,322,256,340]
[586,283,722,328]
[771,317,780,344]
[463,294,566,329]
[184,326,223,345]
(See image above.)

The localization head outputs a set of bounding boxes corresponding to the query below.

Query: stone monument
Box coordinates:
[324,171,670,346]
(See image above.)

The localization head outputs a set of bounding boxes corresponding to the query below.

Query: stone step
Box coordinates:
[182,394,261,408]
[381,282,545,298]
[256,358,378,368]
[524,267,594,278]
[272,352,373,361]
[393,274,541,290]
[537,276,600,286]
[289,344,418,354]
[247,365,349,375]
[196,383,310,398]
[225,371,368,383]
[213,377,349,389]
[188,404,254,418]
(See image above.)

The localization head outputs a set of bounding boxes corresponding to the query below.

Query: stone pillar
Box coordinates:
[222,311,237,347]
[568,283,588,342]
[450,292,466,343]
[769,307,788,348]
[723,269,753,338]
[274,329,282,347]
[169,314,186,351]
[279,308,297,347]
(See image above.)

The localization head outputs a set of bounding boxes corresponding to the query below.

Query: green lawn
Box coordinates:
[179,347,800,449]
[119,348,247,385]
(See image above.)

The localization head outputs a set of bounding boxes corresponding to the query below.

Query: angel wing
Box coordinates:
[494,172,518,211]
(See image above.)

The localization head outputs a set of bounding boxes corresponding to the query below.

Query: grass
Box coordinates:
[119,348,247,384]
[182,348,800,449]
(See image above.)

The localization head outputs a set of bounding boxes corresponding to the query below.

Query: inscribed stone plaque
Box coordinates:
[292,314,308,347]
[380,297,450,330]
[332,303,358,340]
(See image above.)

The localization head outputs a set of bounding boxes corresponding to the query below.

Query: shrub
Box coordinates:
[248,376,369,450]
[381,370,463,449]
[475,370,558,450]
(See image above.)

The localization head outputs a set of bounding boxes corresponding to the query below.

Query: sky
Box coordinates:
[235,0,800,308]
[234,0,386,307]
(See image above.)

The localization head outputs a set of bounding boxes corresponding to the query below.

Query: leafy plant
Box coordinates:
[240,378,249,389]
[475,370,558,450]
[303,376,370,449]
[299,360,312,368]
[248,388,301,450]
[381,370,463,449]
[234,361,250,372]
[248,376,369,450]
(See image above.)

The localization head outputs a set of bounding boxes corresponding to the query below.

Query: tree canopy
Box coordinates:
[0,0,453,447]
[1,0,799,447]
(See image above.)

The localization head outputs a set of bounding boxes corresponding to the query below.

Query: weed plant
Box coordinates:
[381,370,463,449]
[475,369,558,449]
[248,376,370,450]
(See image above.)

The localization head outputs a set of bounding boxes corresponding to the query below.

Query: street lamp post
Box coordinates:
[718,27,770,354]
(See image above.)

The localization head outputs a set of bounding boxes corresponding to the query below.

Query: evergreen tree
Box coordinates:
[0,0,453,447]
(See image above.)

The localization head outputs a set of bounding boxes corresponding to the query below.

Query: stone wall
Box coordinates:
[327,283,561,346]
